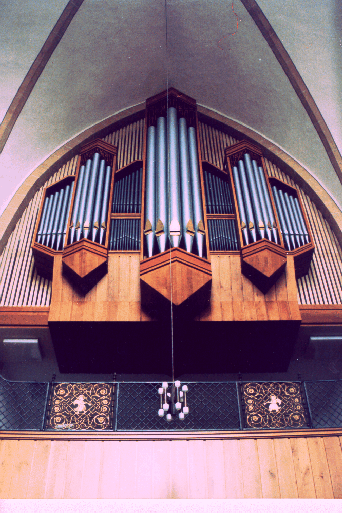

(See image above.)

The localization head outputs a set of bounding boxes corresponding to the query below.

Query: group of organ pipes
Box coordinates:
[32,89,313,290]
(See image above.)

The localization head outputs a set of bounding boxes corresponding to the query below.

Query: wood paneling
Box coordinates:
[49,253,150,322]
[0,433,341,498]
[196,254,301,321]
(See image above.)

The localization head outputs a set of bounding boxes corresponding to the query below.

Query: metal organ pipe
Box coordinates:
[45,190,60,247]
[256,165,278,243]
[168,107,182,248]
[92,159,106,242]
[251,160,272,241]
[284,191,301,247]
[83,153,101,239]
[243,153,265,239]
[76,158,92,242]
[188,126,205,257]
[58,182,73,250]
[238,158,256,243]
[272,186,290,250]
[99,165,112,245]
[145,126,156,257]
[38,194,52,245]
[156,118,168,254]
[144,109,205,258]
[179,118,194,253]
[50,188,64,250]
[293,196,309,244]
[232,165,248,246]
[69,163,85,244]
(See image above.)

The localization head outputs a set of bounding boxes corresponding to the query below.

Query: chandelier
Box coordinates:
[158,381,189,421]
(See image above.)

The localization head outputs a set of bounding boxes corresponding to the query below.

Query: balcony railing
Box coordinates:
[0,376,341,431]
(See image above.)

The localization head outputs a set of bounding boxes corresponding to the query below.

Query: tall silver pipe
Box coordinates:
[83,153,100,240]
[179,118,194,253]
[92,159,106,242]
[37,194,51,244]
[293,196,309,244]
[232,165,248,245]
[288,195,304,246]
[41,194,55,246]
[69,161,87,243]
[99,165,112,245]
[272,186,290,250]
[50,188,65,249]
[251,160,272,241]
[168,107,182,248]
[244,153,265,239]
[145,125,156,257]
[59,182,73,250]
[238,159,256,243]
[188,126,205,257]
[284,192,301,247]
[77,158,93,241]
[45,190,60,247]
[156,118,168,253]
[278,189,296,249]
[256,166,278,243]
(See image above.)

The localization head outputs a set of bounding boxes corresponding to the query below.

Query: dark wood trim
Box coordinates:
[111,213,141,219]
[300,304,342,325]
[1,427,342,441]
[0,307,50,327]
[0,0,85,153]
[240,0,342,187]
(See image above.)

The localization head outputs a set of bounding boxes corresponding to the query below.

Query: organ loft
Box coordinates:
[0,0,342,501]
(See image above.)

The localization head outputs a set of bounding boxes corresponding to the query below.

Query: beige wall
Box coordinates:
[0,433,341,499]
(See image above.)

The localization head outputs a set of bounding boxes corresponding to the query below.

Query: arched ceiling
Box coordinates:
[0,0,342,221]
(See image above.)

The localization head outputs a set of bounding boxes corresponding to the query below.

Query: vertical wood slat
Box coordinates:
[0,436,341,499]
[290,437,316,498]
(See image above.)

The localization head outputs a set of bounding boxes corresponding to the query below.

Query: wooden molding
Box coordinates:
[1,427,342,441]
[300,304,342,325]
[0,307,50,327]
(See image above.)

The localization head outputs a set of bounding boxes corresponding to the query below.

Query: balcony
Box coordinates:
[0,376,341,432]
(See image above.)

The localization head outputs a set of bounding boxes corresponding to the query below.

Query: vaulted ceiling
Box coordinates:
[0,0,342,221]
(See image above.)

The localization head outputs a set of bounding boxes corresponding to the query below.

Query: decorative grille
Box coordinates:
[305,380,342,429]
[0,376,48,430]
[45,383,114,430]
[115,382,240,431]
[241,382,308,429]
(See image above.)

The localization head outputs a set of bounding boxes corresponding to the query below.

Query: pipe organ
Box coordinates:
[15,87,340,374]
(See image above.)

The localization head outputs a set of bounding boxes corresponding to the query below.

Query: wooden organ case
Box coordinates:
[31,89,315,375]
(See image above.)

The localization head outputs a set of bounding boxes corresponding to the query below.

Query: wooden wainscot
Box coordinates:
[140,247,212,318]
